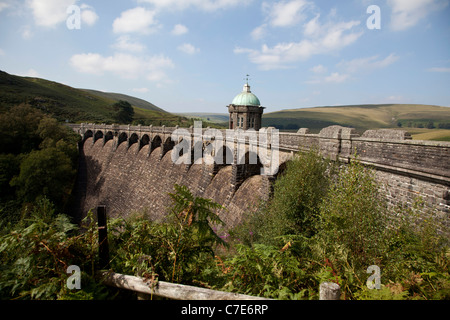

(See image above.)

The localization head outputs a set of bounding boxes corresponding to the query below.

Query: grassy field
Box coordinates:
[262,104,450,135]
[409,128,450,141]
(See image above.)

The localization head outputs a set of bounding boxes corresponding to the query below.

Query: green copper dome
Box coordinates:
[232,83,261,106]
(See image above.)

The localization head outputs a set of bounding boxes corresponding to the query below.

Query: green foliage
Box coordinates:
[222,149,449,300]
[108,185,226,286]
[238,148,333,246]
[221,243,317,299]
[318,159,388,276]
[10,147,76,208]
[113,100,135,124]
[0,154,20,201]
[0,140,448,300]
[0,104,80,214]
[0,104,44,154]
[0,199,109,300]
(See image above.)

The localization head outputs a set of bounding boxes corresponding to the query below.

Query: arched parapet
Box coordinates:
[161,137,175,160]
[93,130,104,145]
[150,135,163,157]
[139,134,150,152]
[128,133,139,150]
[117,132,128,150]
[231,150,263,192]
[82,129,94,143]
[104,131,114,146]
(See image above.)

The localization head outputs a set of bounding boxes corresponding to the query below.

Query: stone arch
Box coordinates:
[140,134,150,151]
[233,151,263,191]
[151,135,162,155]
[118,132,128,147]
[214,145,234,165]
[129,133,139,149]
[83,130,93,142]
[161,137,175,159]
[191,140,204,164]
[94,130,104,144]
[105,131,114,145]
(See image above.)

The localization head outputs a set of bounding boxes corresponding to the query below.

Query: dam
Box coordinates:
[68,122,450,233]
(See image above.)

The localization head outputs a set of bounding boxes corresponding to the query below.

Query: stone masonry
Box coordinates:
[68,124,449,234]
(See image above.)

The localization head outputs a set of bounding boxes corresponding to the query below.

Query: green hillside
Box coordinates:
[263,104,450,140]
[81,89,166,113]
[177,112,229,126]
[0,70,186,126]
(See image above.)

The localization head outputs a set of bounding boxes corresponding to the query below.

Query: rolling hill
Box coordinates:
[0,70,186,126]
[262,104,450,136]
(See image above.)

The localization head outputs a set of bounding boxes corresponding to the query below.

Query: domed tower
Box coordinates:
[228,78,265,130]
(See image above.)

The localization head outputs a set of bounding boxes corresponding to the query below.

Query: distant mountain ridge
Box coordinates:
[262,104,450,134]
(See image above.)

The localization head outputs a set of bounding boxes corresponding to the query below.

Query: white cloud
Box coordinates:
[21,68,40,77]
[70,52,174,84]
[251,24,267,40]
[387,0,448,31]
[306,54,398,85]
[427,67,450,72]
[303,13,320,37]
[113,7,160,34]
[112,35,146,53]
[324,72,349,83]
[80,4,98,26]
[177,43,200,54]
[26,1,98,28]
[236,17,363,70]
[337,54,399,73]
[171,24,188,35]
[137,0,245,11]
[311,64,327,73]
[27,0,75,27]
[263,0,310,27]
[0,2,11,12]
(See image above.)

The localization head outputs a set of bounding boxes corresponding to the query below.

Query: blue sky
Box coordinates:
[0,0,449,114]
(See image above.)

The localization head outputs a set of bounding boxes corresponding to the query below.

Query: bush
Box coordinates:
[0,198,108,300]
[108,185,226,285]
[224,151,449,300]
[10,147,76,208]
[248,148,333,244]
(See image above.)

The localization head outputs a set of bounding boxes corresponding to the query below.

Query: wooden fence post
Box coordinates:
[97,206,110,270]
[319,282,341,300]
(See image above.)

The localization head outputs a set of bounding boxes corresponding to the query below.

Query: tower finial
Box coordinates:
[244,74,250,85]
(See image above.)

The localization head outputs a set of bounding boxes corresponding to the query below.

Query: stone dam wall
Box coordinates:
[70,124,450,234]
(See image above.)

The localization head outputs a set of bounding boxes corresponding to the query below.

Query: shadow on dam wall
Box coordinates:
[71,137,268,229]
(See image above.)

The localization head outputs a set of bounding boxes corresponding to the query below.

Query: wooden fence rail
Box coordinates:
[99,271,271,300]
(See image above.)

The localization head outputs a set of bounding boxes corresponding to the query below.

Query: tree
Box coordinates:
[10,147,76,208]
[0,104,44,154]
[113,100,134,124]
[318,159,388,269]
[0,154,20,200]
[261,148,332,243]
[37,117,80,164]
